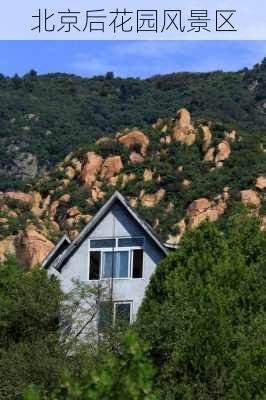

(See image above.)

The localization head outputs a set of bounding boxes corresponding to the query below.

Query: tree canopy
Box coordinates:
[136,217,266,399]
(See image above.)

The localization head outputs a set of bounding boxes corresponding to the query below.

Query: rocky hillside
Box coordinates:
[0,107,265,268]
[0,58,266,190]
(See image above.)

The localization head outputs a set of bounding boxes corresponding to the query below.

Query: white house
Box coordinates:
[43,191,169,327]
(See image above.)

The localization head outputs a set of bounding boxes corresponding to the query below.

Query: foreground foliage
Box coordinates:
[1,211,266,399]
[137,215,266,399]
[0,259,64,399]
[25,333,155,400]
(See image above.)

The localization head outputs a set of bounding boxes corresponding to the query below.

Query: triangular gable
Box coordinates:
[42,234,71,269]
[47,191,168,271]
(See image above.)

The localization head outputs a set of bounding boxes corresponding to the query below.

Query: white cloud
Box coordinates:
[71,54,113,76]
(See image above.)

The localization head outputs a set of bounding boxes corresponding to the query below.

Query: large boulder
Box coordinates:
[118,129,149,156]
[15,227,54,269]
[173,108,196,146]
[188,198,212,213]
[215,141,231,164]
[140,189,165,208]
[4,192,32,204]
[187,197,226,229]
[101,156,123,179]
[81,152,103,186]
[240,190,261,208]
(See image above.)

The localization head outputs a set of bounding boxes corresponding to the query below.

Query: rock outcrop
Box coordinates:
[4,192,32,204]
[81,152,103,186]
[0,147,38,181]
[187,197,226,229]
[140,189,165,208]
[215,141,231,165]
[16,227,54,269]
[118,129,149,156]
[240,190,261,208]
[101,156,123,178]
[173,108,196,146]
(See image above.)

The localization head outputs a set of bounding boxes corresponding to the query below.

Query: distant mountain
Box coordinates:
[0,58,266,191]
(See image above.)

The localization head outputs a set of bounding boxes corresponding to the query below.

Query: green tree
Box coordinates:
[24,332,156,400]
[0,258,64,399]
[136,221,266,399]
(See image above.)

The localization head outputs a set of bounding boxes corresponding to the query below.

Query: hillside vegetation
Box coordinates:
[0,58,266,190]
[0,105,265,268]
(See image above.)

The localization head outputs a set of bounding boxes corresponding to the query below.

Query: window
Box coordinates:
[132,249,143,278]
[89,251,101,280]
[114,302,131,325]
[99,301,132,332]
[90,239,116,248]
[102,251,129,278]
[118,237,144,247]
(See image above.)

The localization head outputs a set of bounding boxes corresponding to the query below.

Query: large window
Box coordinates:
[89,237,144,280]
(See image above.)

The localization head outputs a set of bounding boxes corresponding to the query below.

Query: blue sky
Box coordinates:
[0,41,266,78]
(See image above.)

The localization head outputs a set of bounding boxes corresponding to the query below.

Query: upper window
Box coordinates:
[118,237,144,247]
[90,239,116,248]
[89,237,144,280]
[102,251,129,278]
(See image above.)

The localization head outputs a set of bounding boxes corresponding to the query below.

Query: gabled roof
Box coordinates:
[46,191,168,271]
[42,234,71,269]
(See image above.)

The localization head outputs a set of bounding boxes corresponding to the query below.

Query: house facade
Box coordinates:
[43,191,169,326]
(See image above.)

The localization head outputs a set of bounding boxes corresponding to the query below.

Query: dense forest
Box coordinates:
[0,58,266,190]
